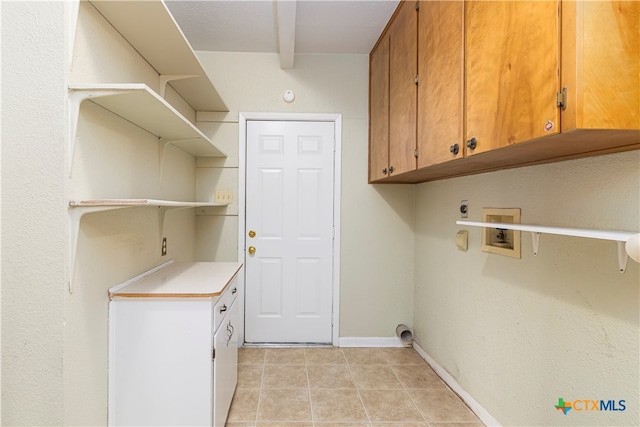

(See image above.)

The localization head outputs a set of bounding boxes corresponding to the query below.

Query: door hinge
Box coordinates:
[212,348,216,359]
[414,148,419,158]
[415,1,420,11]
[556,86,567,111]
[414,75,419,85]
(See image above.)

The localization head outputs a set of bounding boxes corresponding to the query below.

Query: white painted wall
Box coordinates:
[196,52,416,338]
[3,2,203,425]
[1,3,66,425]
[413,150,639,426]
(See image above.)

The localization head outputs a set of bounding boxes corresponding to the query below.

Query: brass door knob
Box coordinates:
[248,246,256,255]
[248,230,256,238]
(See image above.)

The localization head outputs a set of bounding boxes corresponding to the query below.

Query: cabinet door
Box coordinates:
[417,1,464,168]
[465,1,560,156]
[369,35,390,182]
[561,0,640,131]
[213,298,238,427]
[388,0,418,175]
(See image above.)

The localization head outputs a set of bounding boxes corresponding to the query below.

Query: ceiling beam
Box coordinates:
[275,0,296,69]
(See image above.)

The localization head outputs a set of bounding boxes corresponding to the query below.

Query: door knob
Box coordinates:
[248,230,256,238]
[248,246,256,255]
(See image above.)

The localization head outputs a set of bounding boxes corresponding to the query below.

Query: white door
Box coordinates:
[245,120,335,343]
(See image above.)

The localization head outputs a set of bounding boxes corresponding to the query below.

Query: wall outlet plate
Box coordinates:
[460,200,468,218]
[481,208,521,258]
[214,190,233,204]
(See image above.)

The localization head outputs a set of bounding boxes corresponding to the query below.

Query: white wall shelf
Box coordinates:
[68,199,228,293]
[457,220,639,273]
[69,84,227,175]
[89,0,227,112]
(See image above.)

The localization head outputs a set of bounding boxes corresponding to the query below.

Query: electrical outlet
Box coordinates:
[161,237,167,256]
[214,190,233,204]
[460,200,468,218]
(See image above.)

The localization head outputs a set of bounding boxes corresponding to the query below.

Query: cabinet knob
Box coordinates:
[248,246,256,255]
[382,168,388,175]
[232,287,237,295]
[450,143,460,155]
[466,137,477,151]
[219,304,228,313]
[389,165,394,174]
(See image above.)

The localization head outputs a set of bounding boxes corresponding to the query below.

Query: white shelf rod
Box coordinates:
[456,220,638,273]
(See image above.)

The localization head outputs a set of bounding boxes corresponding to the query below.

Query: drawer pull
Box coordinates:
[219,304,228,313]
[232,287,237,295]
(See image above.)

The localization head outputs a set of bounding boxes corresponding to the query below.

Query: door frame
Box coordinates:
[237,112,342,346]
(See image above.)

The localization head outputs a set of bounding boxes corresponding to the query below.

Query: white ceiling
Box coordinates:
[165,0,400,55]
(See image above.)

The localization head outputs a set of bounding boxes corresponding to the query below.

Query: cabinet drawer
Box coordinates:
[213,278,238,332]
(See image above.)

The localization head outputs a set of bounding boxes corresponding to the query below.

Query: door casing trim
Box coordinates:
[238,112,342,346]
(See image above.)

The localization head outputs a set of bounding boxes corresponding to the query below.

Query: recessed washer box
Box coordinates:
[482,208,521,258]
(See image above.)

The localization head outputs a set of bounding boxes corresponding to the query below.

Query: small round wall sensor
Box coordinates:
[283,90,295,103]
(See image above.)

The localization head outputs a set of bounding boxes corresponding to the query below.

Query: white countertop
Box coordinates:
[109,261,242,298]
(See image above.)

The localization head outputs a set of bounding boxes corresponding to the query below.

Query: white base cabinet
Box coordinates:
[108,262,241,427]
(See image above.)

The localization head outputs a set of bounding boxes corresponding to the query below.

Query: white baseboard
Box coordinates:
[339,336,411,347]
[412,341,501,427]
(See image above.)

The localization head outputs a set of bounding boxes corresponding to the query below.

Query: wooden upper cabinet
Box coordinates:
[388,0,418,176]
[465,1,561,156]
[561,1,640,131]
[369,35,390,183]
[417,1,464,169]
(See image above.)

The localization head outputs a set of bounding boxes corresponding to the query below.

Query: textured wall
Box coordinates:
[1,3,66,425]
[413,151,639,426]
[196,52,416,338]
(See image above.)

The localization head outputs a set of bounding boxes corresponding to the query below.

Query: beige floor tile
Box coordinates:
[350,364,403,389]
[370,423,427,427]
[238,365,263,388]
[429,423,485,427]
[315,423,370,427]
[239,348,266,365]
[225,422,255,427]
[343,347,388,365]
[257,389,312,422]
[409,389,480,423]
[359,389,424,422]
[265,348,306,365]
[310,389,369,422]
[227,388,260,422]
[382,348,428,366]
[304,347,346,364]
[392,365,447,389]
[255,423,313,427]
[262,364,308,389]
[307,364,355,389]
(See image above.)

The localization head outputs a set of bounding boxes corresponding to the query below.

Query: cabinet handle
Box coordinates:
[466,137,477,151]
[232,287,237,295]
[219,304,227,313]
[389,165,394,174]
[450,143,460,155]
[382,168,388,175]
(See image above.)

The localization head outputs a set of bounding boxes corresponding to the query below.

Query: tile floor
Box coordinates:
[226,347,484,427]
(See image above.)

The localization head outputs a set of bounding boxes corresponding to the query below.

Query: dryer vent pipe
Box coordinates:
[396,324,413,344]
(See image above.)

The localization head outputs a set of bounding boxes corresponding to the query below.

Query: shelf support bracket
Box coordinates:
[617,241,628,273]
[158,74,198,98]
[158,205,198,246]
[68,88,135,177]
[68,205,128,294]
[158,137,200,182]
[531,232,540,256]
